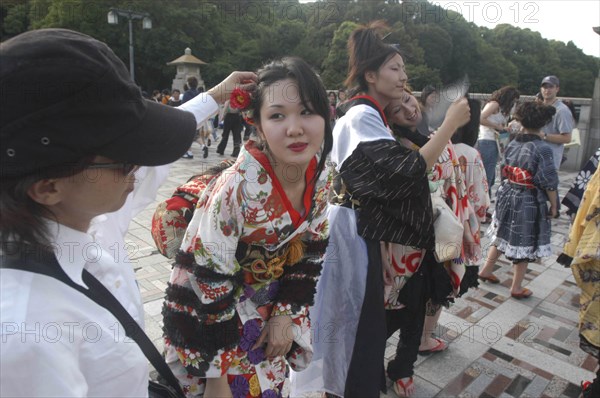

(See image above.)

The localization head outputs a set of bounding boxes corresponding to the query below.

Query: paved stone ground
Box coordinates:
[127,135,597,397]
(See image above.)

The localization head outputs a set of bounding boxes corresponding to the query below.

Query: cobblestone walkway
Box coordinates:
[127,138,596,397]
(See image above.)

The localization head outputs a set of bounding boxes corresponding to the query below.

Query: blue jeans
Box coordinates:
[476,139,498,196]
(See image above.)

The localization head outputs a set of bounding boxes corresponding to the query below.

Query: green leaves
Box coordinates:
[1,0,596,97]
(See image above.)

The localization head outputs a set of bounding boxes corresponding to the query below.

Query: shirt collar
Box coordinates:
[44,219,94,287]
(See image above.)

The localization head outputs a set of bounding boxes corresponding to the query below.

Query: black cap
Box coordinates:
[541,75,560,86]
[1,29,197,178]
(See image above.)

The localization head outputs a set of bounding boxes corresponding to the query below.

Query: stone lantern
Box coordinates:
[167,47,207,93]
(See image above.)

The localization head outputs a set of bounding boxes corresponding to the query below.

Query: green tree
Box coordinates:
[2,0,597,98]
[413,24,452,71]
[1,0,32,38]
[321,21,358,89]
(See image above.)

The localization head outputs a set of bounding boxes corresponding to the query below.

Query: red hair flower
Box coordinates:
[242,110,255,125]
[230,87,251,109]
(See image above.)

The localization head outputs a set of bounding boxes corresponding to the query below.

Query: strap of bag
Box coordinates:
[1,252,185,397]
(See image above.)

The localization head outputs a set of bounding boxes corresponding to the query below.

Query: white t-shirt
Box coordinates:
[541,100,574,170]
[479,111,508,141]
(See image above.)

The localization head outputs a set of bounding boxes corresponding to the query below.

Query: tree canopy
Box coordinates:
[2,0,597,97]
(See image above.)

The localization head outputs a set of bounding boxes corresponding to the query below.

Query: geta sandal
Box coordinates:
[418,338,448,355]
[393,377,414,398]
[511,288,533,299]
[478,274,500,284]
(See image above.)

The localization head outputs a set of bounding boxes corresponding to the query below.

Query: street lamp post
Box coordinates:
[107,8,152,81]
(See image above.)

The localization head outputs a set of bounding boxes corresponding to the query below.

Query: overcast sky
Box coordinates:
[434,0,600,57]
[300,0,600,57]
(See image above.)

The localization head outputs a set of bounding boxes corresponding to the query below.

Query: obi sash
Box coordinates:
[503,165,534,188]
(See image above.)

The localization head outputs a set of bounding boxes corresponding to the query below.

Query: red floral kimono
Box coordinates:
[162,141,331,397]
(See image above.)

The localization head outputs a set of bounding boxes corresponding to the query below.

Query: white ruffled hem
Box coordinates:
[491,237,553,260]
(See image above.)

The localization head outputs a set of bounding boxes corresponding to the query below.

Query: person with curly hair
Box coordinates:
[476,86,520,199]
[478,101,559,299]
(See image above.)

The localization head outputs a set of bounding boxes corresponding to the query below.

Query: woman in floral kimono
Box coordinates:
[451,99,490,295]
[382,92,482,396]
[162,57,333,398]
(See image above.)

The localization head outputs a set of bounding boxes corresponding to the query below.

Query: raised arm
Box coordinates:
[419,98,470,169]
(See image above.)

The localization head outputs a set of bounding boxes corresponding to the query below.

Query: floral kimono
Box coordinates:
[558,167,600,356]
[162,141,331,397]
[454,142,490,292]
[429,142,470,296]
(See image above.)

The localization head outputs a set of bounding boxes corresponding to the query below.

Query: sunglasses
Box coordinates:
[86,162,139,176]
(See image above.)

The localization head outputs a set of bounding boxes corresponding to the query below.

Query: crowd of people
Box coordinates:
[1,22,598,398]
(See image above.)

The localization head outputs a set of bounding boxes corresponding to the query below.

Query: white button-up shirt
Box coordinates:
[0,93,218,397]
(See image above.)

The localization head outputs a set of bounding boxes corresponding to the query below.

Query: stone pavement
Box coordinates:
[127,136,597,397]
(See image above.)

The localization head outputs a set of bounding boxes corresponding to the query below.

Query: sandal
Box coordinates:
[418,337,448,355]
[393,377,414,398]
[478,274,500,284]
[511,288,533,299]
[581,381,593,398]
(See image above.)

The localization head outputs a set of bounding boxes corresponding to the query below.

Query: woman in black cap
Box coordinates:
[0,28,255,396]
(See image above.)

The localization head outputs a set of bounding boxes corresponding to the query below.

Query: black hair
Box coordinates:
[562,100,578,123]
[420,84,437,106]
[250,57,333,178]
[187,76,198,89]
[452,98,482,147]
[514,101,556,130]
[345,20,402,95]
[489,86,520,116]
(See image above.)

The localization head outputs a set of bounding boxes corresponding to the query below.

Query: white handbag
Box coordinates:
[431,192,464,262]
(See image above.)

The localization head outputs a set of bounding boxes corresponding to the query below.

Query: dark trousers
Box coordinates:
[344,239,387,398]
[385,300,427,381]
[217,113,243,156]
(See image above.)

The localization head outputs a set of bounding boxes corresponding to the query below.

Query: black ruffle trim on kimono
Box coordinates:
[304,238,330,255]
[162,307,240,377]
[162,309,240,375]
[275,250,326,310]
[165,282,238,318]
[175,251,195,272]
[339,139,434,249]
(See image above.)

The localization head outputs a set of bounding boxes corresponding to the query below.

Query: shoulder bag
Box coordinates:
[430,192,464,262]
[1,252,185,398]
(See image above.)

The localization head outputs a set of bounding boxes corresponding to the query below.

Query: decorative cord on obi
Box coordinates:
[331,187,361,209]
